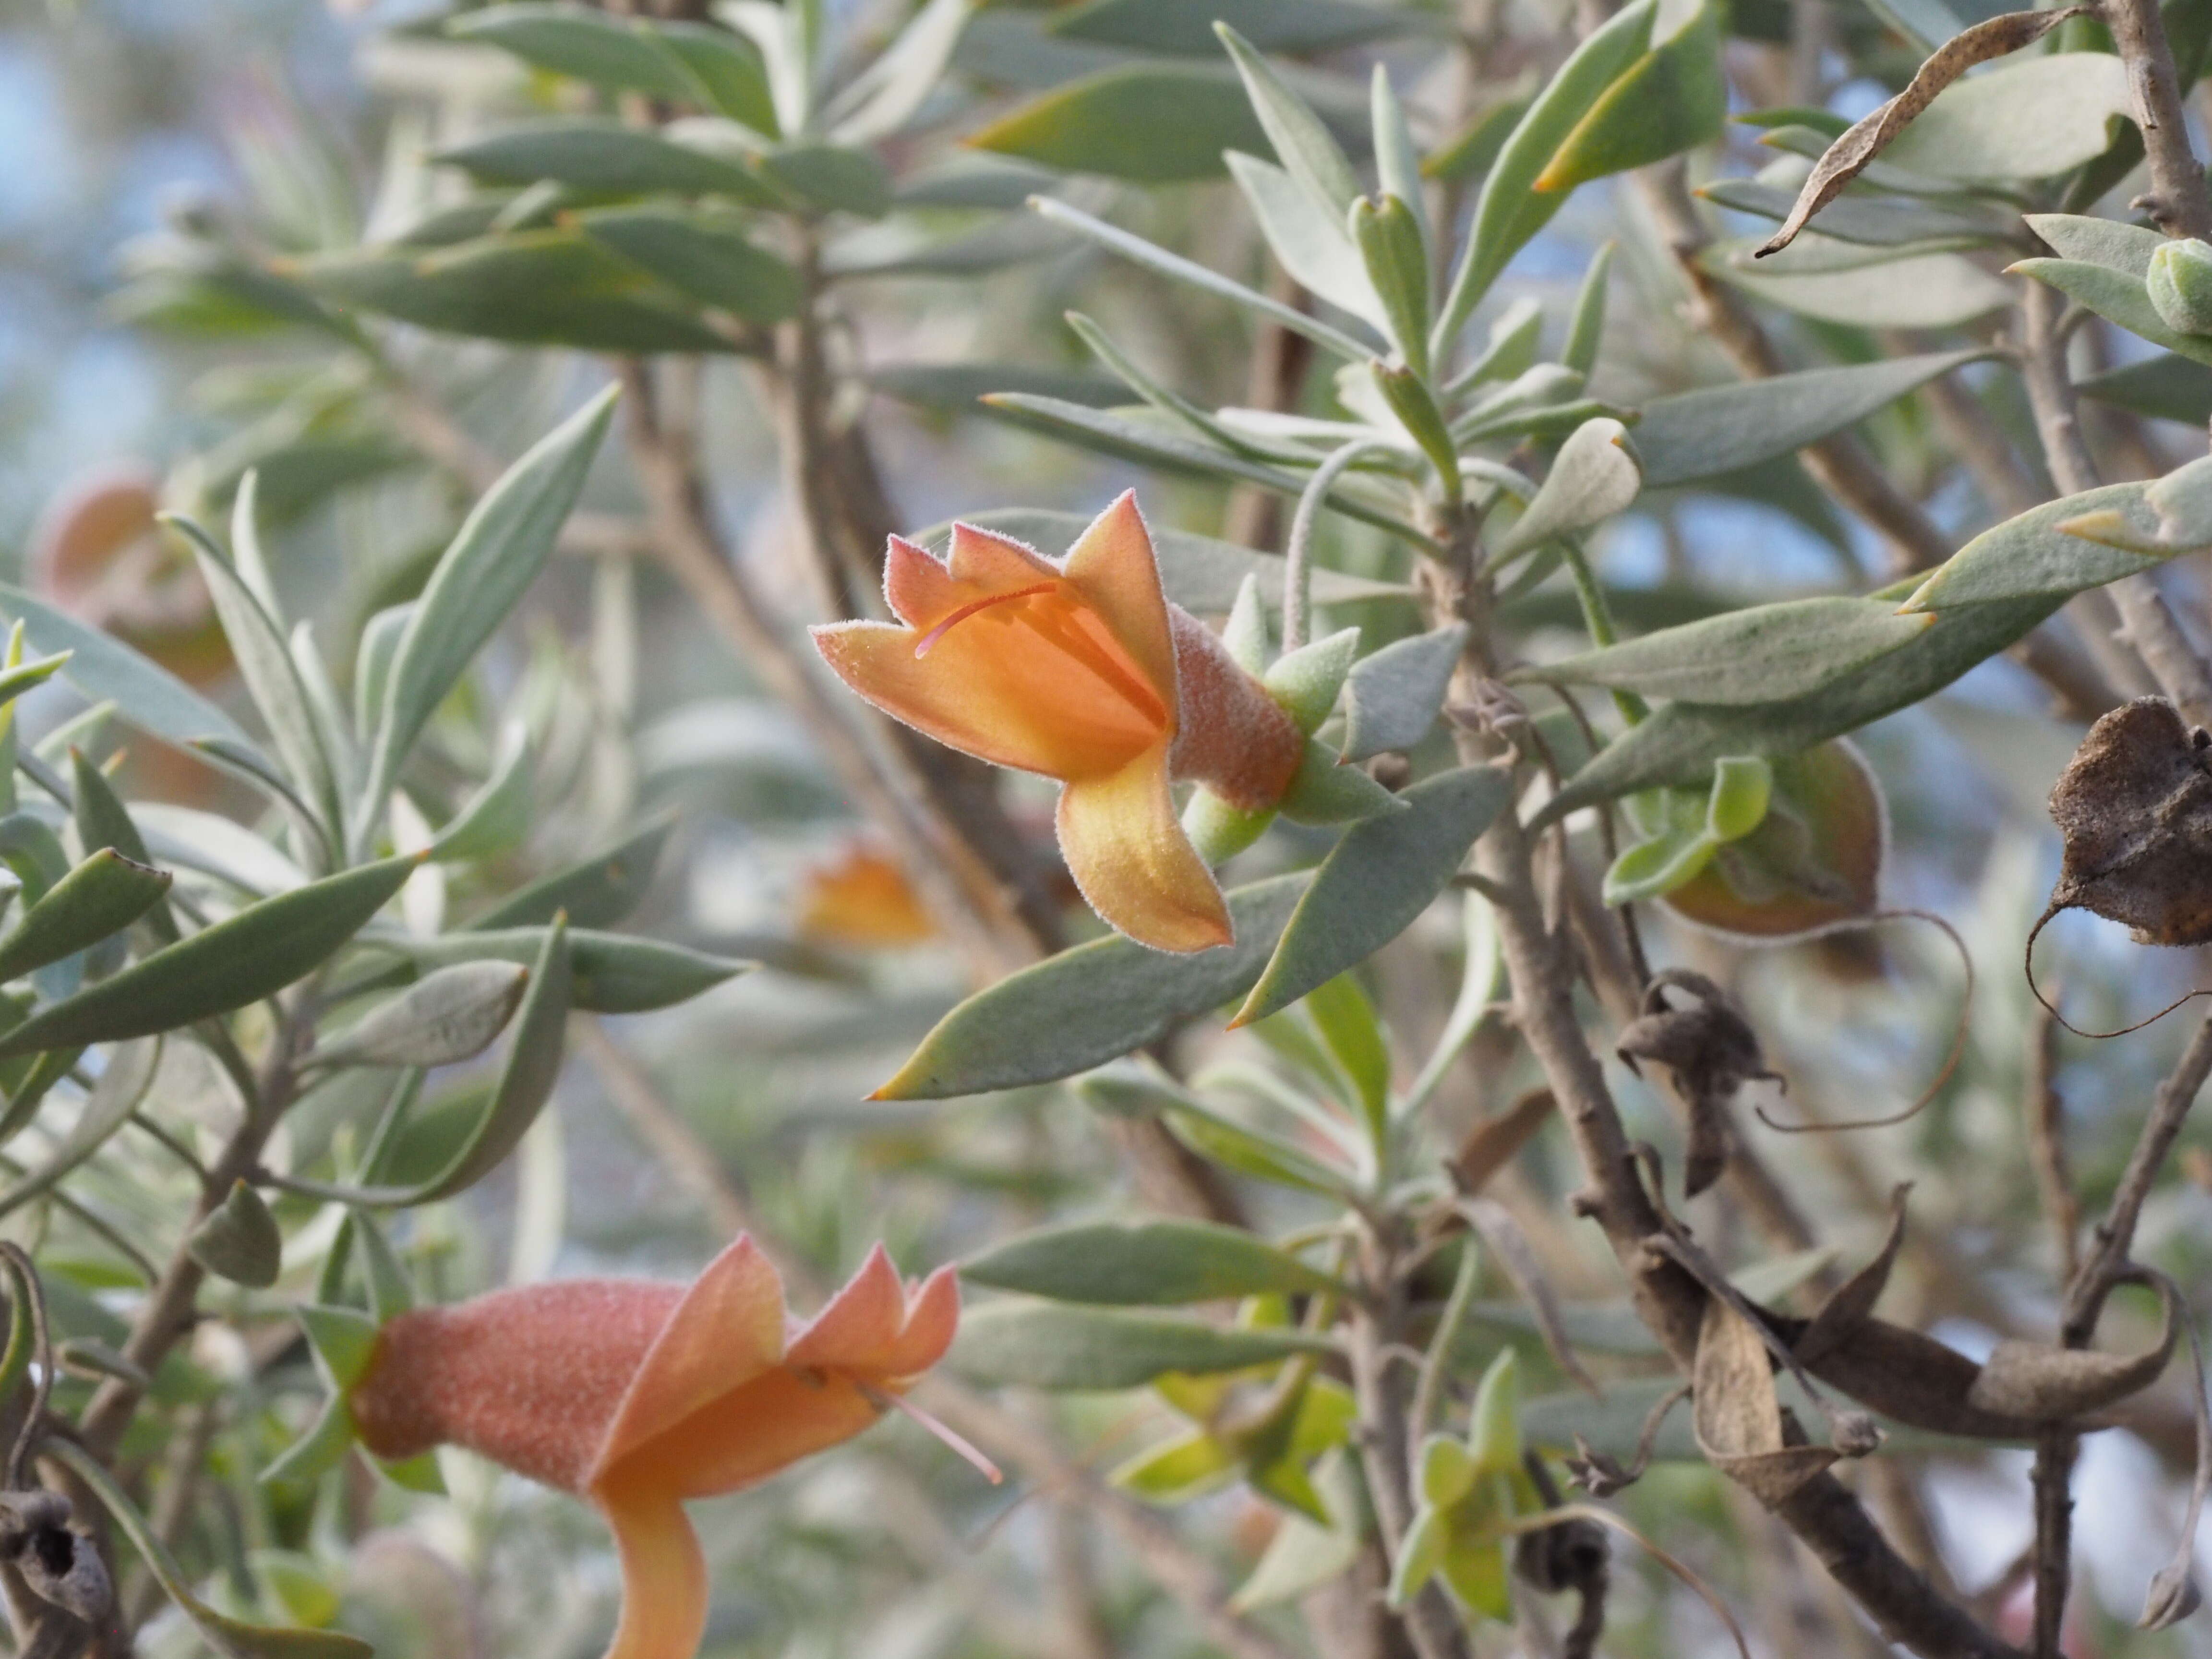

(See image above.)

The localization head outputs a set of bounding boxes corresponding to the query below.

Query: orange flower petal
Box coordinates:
[643,1368,886,1500]
[786,1244,906,1373]
[813,618,1159,781]
[886,1267,961,1377]
[593,1236,787,1482]
[882,535,968,632]
[948,521,1060,590]
[596,1476,709,1659]
[1061,493,1178,715]
[1056,747,1232,953]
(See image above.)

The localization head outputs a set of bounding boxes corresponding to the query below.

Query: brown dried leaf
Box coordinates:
[2046,697,2212,947]
[1795,1183,1911,1366]
[1965,1279,2179,1420]
[1794,1317,2043,1440]
[1450,1089,1556,1196]
[2141,1269,2209,1631]
[1616,971,1778,1197]
[1755,7,2088,257]
[1692,1297,1839,1503]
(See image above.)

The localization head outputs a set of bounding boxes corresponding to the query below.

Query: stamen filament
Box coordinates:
[913,584,1059,657]
[858,1382,1004,1485]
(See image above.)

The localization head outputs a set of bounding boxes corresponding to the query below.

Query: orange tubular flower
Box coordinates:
[811,493,1303,953]
[349,1239,960,1659]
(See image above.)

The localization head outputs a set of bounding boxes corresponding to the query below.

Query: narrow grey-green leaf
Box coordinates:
[0,850,170,985]
[469,817,671,930]
[978,395,1425,545]
[950,1300,1335,1389]
[1341,625,1467,761]
[875,875,1313,1100]
[311,961,530,1070]
[1486,417,1640,563]
[0,855,421,1059]
[1053,0,1411,55]
[935,508,1412,611]
[1215,23,1361,214]
[1900,481,2161,610]
[1635,349,1989,489]
[366,388,618,817]
[435,120,782,205]
[48,1438,373,1659]
[2025,211,2163,277]
[376,926,746,1014]
[2076,353,2212,426]
[0,585,261,757]
[1537,592,2061,822]
[171,517,337,836]
[71,750,178,946]
[2007,257,2212,367]
[964,1219,1343,1304]
[0,1037,158,1222]
[575,205,801,323]
[450,4,713,104]
[1225,152,1382,327]
[1518,596,1936,704]
[1236,767,1511,1025]
[430,721,532,864]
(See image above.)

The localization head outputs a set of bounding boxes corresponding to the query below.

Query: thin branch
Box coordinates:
[2101,0,2212,239]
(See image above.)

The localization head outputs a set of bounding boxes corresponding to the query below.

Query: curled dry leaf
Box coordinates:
[1449,1088,1556,1195]
[2135,1267,2208,1630]
[2043,697,2212,947]
[1565,1382,1689,1497]
[1616,970,1780,1197]
[1690,1296,1839,1504]
[1965,1274,2180,1420]
[1794,1183,1911,1367]
[1755,7,2088,257]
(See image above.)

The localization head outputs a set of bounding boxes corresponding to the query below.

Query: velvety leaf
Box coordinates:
[1435,0,1657,348]
[2027,211,2164,277]
[1051,0,1411,56]
[1216,24,1360,214]
[962,1218,1342,1303]
[311,961,531,1070]
[1487,418,1640,562]
[1236,768,1512,1025]
[1519,596,1934,704]
[378,927,748,1013]
[469,817,671,930]
[288,232,730,354]
[1264,630,1361,733]
[1635,349,1988,488]
[0,585,260,759]
[0,850,170,986]
[757,144,893,216]
[950,1300,1334,1389]
[1695,178,2008,248]
[1901,481,2163,608]
[574,205,802,322]
[978,396,1423,543]
[875,875,1312,1100]
[1342,624,1467,761]
[435,119,783,204]
[448,6,777,132]
[967,66,1275,182]
[2076,352,2212,425]
[1536,591,2061,822]
[2008,256,2212,367]
[1880,52,2129,179]
[0,856,420,1059]
[1533,0,1726,193]
[1708,245,2013,328]
[365,388,619,815]
[1226,152,1382,325]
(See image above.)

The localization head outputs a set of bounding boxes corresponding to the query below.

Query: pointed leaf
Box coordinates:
[1238,767,1512,1025]
[950,1301,1334,1389]
[876,875,1312,1100]
[0,856,420,1059]
[374,926,747,1013]
[311,961,530,1070]
[965,1219,1342,1304]
[0,850,171,985]
[469,817,671,930]
[1518,596,1935,704]
[187,1180,283,1288]
[1486,418,1640,563]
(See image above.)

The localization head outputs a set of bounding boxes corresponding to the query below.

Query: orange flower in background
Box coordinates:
[796,842,938,948]
[31,470,230,685]
[349,1239,963,1659]
[812,493,1302,953]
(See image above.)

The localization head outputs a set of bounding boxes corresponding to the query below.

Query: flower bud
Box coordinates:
[2147,238,2212,337]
